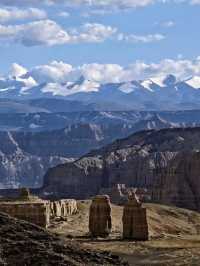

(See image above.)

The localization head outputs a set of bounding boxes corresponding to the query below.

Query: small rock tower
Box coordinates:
[89,195,112,237]
[19,187,31,201]
[122,193,148,240]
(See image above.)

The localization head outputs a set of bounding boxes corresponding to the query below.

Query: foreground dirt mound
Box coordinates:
[0,212,127,266]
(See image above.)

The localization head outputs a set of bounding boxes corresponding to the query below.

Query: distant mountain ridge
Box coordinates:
[0,109,200,132]
[0,98,130,113]
[1,109,200,189]
[1,74,200,110]
[0,115,186,189]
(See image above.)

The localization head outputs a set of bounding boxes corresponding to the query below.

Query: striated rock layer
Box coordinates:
[2,109,200,189]
[89,195,112,237]
[42,127,200,211]
[122,194,148,240]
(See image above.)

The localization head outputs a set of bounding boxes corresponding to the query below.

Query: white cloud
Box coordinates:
[42,83,72,96]
[2,57,200,95]
[161,20,175,28]
[63,0,156,8]
[0,0,49,6]
[0,20,117,46]
[81,9,113,17]
[0,19,163,47]
[19,76,38,91]
[79,64,125,83]
[56,0,200,6]
[0,20,70,46]
[26,61,127,84]
[0,0,199,9]
[58,11,70,17]
[0,7,46,22]
[42,80,100,96]
[0,0,156,8]
[0,63,37,92]
[190,0,200,4]
[10,63,27,77]
[19,57,200,87]
[118,33,165,43]
[126,58,200,80]
[29,61,73,83]
[71,23,117,43]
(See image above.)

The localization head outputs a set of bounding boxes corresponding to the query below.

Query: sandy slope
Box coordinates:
[51,201,200,265]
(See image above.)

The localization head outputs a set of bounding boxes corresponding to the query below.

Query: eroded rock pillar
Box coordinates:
[122,193,148,241]
[89,195,112,237]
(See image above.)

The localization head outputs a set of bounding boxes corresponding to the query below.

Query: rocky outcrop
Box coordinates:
[50,199,78,218]
[0,150,69,189]
[122,193,148,240]
[0,188,51,228]
[61,199,78,216]
[89,195,112,237]
[99,185,150,205]
[100,184,128,205]
[42,127,200,211]
[0,130,74,188]
[152,152,200,211]
[51,201,62,218]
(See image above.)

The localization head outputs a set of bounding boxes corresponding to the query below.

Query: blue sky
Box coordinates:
[0,0,200,83]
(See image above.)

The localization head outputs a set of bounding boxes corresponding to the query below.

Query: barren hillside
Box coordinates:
[0,211,127,266]
[51,201,200,266]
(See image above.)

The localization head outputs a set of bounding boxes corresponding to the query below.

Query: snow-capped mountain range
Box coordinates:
[1,73,200,110]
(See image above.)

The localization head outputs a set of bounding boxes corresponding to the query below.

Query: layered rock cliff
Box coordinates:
[0,117,174,189]
[0,131,69,188]
[42,127,200,211]
[1,115,200,190]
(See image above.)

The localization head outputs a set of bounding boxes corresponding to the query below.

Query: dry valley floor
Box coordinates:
[50,201,200,266]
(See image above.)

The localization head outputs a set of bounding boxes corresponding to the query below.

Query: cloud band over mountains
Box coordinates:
[5,57,200,86]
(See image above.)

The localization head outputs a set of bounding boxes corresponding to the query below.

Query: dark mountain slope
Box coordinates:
[42,127,200,211]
